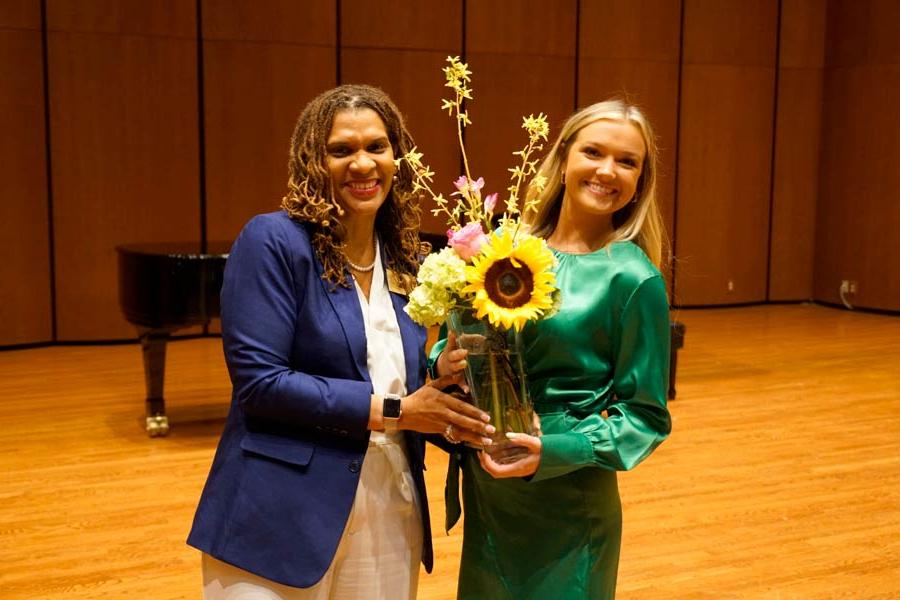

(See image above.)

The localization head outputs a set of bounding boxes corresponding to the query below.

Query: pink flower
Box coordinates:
[447,222,488,261]
[452,176,485,196]
[484,193,498,214]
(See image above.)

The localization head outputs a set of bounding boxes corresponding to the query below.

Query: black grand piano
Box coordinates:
[116,242,230,436]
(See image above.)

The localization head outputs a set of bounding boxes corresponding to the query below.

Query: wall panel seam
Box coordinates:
[40,0,56,341]
[465,50,576,59]
[671,0,685,299]
[0,25,41,33]
[573,0,579,110]
[765,0,783,301]
[340,44,459,52]
[44,29,196,41]
[579,56,681,65]
[201,38,335,49]
[460,0,467,178]
[335,0,341,83]
[196,0,207,256]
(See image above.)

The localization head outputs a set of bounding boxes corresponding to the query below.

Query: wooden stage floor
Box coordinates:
[1,304,898,599]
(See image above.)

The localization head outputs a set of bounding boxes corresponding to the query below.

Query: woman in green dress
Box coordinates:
[432,99,672,599]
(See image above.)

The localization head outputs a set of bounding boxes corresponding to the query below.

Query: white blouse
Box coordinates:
[352,239,408,415]
[352,240,413,502]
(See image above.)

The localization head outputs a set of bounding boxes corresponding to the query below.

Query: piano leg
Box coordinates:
[668,321,686,400]
[138,328,171,437]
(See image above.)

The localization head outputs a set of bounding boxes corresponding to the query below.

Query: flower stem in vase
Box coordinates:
[514,342,533,432]
[487,351,503,437]
[485,346,530,465]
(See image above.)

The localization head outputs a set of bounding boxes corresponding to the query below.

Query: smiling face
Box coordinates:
[560,118,646,225]
[325,107,396,225]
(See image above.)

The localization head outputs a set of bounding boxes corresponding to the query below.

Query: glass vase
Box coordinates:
[446,309,534,464]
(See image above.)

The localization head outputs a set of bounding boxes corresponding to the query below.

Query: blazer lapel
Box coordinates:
[389,285,421,397]
[380,238,421,394]
[390,286,427,468]
[320,271,369,381]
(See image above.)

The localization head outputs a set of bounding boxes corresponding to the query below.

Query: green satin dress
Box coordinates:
[434,241,672,599]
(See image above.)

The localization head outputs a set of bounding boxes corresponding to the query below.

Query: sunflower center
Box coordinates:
[483,258,534,309]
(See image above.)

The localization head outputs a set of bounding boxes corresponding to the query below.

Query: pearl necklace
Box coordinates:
[346,256,376,273]
[346,240,377,273]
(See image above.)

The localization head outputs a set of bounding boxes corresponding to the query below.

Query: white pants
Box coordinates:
[202,434,423,600]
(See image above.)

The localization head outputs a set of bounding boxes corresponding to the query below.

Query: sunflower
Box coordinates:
[462,231,557,331]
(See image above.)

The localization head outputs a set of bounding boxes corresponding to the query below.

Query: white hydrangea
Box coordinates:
[417,247,468,294]
[405,285,453,327]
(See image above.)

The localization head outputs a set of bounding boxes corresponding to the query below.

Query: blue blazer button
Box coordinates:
[348,460,361,473]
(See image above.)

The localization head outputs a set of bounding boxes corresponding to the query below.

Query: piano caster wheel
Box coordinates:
[146,415,170,437]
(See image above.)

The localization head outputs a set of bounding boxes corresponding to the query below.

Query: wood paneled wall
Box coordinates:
[2,0,898,346]
[814,0,900,311]
[674,0,778,305]
[465,0,576,210]
[0,0,52,345]
[47,0,200,340]
[769,0,826,301]
[340,0,461,234]
[578,0,682,285]
[202,0,336,243]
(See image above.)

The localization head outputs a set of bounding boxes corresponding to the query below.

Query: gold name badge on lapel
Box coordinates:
[386,269,415,296]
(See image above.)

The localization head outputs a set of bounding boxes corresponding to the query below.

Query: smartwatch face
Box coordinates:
[384,395,402,419]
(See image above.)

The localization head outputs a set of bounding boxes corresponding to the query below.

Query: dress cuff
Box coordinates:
[427,337,448,380]
[531,432,593,482]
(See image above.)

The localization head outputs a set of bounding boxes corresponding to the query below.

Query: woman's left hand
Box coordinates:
[478,433,542,478]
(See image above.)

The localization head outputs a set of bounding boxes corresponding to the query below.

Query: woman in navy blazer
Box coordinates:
[188,85,493,598]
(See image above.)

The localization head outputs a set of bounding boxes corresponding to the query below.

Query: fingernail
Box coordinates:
[459,360,467,368]
[505,432,518,439]
[485,425,496,435]
[481,438,493,446]
[481,413,490,422]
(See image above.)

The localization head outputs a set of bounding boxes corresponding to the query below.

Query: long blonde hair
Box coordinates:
[524,99,668,268]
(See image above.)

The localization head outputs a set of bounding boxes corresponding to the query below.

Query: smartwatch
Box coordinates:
[382,393,403,431]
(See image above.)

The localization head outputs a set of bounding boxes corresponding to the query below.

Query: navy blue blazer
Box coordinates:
[187,211,432,588]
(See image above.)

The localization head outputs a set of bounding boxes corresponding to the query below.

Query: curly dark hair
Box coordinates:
[280,84,422,290]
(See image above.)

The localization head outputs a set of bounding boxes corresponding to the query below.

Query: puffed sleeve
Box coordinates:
[532,274,672,481]
[221,215,373,435]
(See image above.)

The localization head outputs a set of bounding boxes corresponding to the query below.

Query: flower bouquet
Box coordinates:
[400,57,560,463]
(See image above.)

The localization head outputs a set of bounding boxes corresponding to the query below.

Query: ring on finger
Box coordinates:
[443,423,459,444]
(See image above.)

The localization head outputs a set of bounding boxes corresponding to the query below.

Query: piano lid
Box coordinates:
[116,241,231,330]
